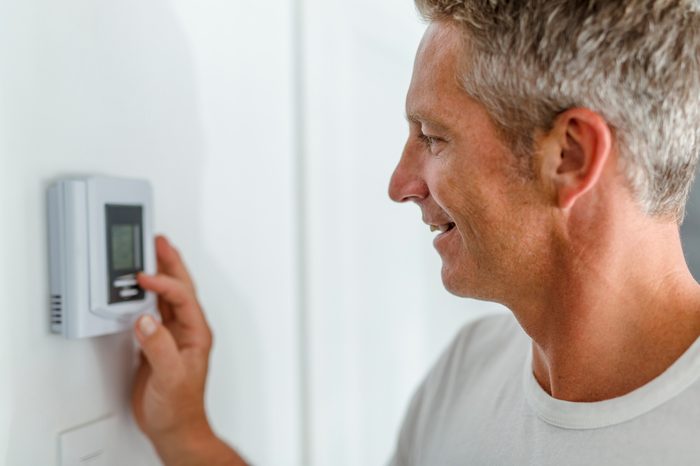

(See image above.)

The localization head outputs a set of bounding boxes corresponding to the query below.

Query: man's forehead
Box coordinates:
[418,21,462,56]
[406,22,466,130]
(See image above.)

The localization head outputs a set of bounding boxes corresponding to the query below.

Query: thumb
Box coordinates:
[135,315,183,385]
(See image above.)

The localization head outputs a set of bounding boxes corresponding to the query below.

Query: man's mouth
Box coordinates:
[430,222,456,234]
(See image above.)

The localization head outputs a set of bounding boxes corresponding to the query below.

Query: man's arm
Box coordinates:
[131,235,248,466]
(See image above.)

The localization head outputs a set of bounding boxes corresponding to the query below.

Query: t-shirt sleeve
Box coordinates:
[385,322,473,466]
[385,314,514,466]
[386,377,429,466]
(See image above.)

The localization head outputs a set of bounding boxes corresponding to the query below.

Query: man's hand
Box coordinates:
[132,235,247,466]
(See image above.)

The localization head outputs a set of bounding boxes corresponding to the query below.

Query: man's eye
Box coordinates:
[419,133,442,151]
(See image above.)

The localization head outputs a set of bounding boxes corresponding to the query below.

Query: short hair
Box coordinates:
[415,0,700,221]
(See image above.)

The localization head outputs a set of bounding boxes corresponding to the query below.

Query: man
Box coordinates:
[132,1,700,464]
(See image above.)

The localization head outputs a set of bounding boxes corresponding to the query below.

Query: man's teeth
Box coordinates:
[430,223,454,233]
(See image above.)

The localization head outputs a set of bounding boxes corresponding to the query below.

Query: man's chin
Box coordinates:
[440,262,498,300]
[440,265,474,298]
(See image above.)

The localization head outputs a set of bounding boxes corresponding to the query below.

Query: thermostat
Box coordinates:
[47,176,156,339]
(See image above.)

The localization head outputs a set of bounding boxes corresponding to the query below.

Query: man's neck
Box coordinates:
[515,223,700,402]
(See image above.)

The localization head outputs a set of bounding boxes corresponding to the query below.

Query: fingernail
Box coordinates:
[139,315,158,337]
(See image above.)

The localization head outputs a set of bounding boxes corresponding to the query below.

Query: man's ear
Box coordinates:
[540,108,613,210]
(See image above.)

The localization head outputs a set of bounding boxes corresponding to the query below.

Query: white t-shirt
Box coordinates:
[388,313,700,465]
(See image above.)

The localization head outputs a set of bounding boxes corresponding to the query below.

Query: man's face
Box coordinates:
[389,21,545,301]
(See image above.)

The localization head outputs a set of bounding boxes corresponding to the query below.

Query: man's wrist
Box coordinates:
[151,419,217,464]
[150,420,248,466]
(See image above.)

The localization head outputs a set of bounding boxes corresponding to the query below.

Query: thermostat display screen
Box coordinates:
[106,204,145,304]
[111,224,141,271]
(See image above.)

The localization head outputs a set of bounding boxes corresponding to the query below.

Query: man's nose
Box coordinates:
[388,146,429,203]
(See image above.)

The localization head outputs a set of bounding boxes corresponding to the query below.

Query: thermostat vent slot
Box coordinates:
[50,294,63,326]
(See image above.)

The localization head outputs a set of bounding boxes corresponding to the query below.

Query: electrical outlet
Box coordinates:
[58,416,117,466]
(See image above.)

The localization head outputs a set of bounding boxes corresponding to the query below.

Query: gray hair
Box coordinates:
[415,0,700,221]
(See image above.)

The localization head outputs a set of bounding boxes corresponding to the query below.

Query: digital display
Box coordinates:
[112,224,138,271]
[106,204,145,304]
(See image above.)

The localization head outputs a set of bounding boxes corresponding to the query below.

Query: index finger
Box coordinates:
[154,235,196,291]
[137,273,207,331]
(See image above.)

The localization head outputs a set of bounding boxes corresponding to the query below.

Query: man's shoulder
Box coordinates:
[390,311,529,465]
[441,311,525,369]
[452,311,523,353]
[419,311,528,399]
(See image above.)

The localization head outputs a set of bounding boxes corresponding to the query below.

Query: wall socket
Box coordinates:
[58,416,117,466]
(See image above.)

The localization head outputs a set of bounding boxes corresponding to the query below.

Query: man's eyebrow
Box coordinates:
[405,112,451,132]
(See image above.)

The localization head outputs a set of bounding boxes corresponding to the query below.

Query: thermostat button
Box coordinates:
[119,288,139,298]
[114,278,138,288]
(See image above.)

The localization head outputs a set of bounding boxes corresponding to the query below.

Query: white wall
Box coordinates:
[0,1,300,465]
[0,113,12,463]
